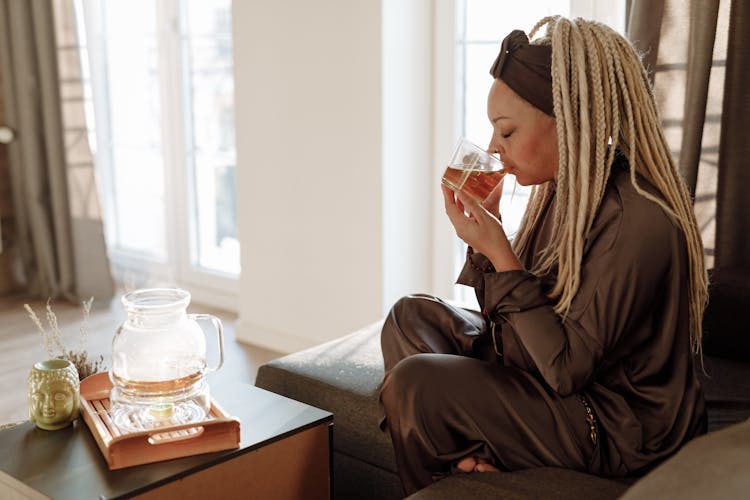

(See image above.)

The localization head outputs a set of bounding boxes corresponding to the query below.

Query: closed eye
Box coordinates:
[502,131,513,139]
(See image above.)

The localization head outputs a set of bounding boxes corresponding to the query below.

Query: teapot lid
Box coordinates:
[121,288,191,314]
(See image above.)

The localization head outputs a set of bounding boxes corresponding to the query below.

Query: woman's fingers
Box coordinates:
[441,184,456,211]
[456,190,488,222]
[443,186,506,256]
[442,185,466,221]
[482,178,504,218]
[442,185,461,203]
[442,185,519,272]
[443,186,477,245]
[443,185,487,222]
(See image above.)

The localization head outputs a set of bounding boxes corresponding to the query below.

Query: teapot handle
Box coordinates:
[188,314,225,372]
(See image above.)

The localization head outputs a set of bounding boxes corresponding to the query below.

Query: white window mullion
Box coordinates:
[431,0,461,301]
[155,0,186,287]
[178,0,239,309]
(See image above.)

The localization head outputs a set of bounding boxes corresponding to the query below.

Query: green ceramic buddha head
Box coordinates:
[28,359,80,430]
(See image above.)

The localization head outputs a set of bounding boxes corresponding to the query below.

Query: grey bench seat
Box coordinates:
[255,321,403,499]
[255,321,631,499]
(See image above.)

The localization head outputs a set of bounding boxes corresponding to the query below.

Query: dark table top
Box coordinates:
[0,380,332,499]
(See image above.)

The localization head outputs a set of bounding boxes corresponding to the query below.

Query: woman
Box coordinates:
[379,16,707,495]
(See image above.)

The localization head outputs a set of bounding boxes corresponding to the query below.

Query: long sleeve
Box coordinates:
[459,168,681,397]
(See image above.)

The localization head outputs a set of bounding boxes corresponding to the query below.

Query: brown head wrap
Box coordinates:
[490,30,554,116]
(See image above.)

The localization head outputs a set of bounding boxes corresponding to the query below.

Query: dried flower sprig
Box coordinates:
[45,298,67,355]
[64,349,105,381]
[24,302,58,359]
[79,296,94,352]
[24,297,105,381]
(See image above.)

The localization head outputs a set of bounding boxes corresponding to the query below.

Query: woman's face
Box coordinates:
[486,78,558,186]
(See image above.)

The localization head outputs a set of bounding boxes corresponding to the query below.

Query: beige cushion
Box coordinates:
[621,419,750,500]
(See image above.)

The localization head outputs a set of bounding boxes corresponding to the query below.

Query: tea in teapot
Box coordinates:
[109,288,224,432]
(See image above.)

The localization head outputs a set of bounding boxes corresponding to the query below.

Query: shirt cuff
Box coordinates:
[457,247,495,287]
[482,270,551,317]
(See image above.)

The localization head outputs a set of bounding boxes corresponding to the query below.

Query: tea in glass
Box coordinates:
[442,138,506,204]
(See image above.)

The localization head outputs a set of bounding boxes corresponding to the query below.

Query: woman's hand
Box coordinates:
[482,177,504,220]
[442,185,523,272]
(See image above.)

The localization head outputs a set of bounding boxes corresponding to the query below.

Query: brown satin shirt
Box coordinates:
[457,160,706,476]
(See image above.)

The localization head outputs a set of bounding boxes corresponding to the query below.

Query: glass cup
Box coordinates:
[441,137,506,204]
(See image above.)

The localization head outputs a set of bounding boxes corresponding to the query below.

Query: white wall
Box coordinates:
[382,0,433,311]
[233,1,439,353]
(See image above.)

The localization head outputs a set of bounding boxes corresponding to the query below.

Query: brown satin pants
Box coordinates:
[379,294,598,496]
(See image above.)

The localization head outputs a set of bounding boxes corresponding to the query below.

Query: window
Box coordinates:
[75,0,238,309]
[450,0,626,304]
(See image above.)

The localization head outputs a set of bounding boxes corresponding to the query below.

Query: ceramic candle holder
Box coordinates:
[28,359,80,430]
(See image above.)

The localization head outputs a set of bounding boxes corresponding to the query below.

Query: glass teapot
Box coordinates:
[109,288,224,432]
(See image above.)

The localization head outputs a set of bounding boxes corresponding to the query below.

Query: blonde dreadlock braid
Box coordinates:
[512,16,708,357]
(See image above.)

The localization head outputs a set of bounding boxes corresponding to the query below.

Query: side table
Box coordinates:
[0,382,332,499]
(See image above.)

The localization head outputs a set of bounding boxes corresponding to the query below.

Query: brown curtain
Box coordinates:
[627,0,750,270]
[0,0,114,301]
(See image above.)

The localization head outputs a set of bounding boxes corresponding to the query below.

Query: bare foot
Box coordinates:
[456,456,500,473]
[474,460,499,472]
[456,456,477,472]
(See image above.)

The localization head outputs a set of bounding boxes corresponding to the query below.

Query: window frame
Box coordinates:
[78,0,239,311]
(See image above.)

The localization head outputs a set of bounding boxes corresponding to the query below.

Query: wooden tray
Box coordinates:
[79,372,240,470]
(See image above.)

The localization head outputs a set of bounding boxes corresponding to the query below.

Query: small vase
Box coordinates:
[28,359,80,431]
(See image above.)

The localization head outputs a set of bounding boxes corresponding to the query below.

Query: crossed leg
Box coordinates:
[379,295,594,495]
